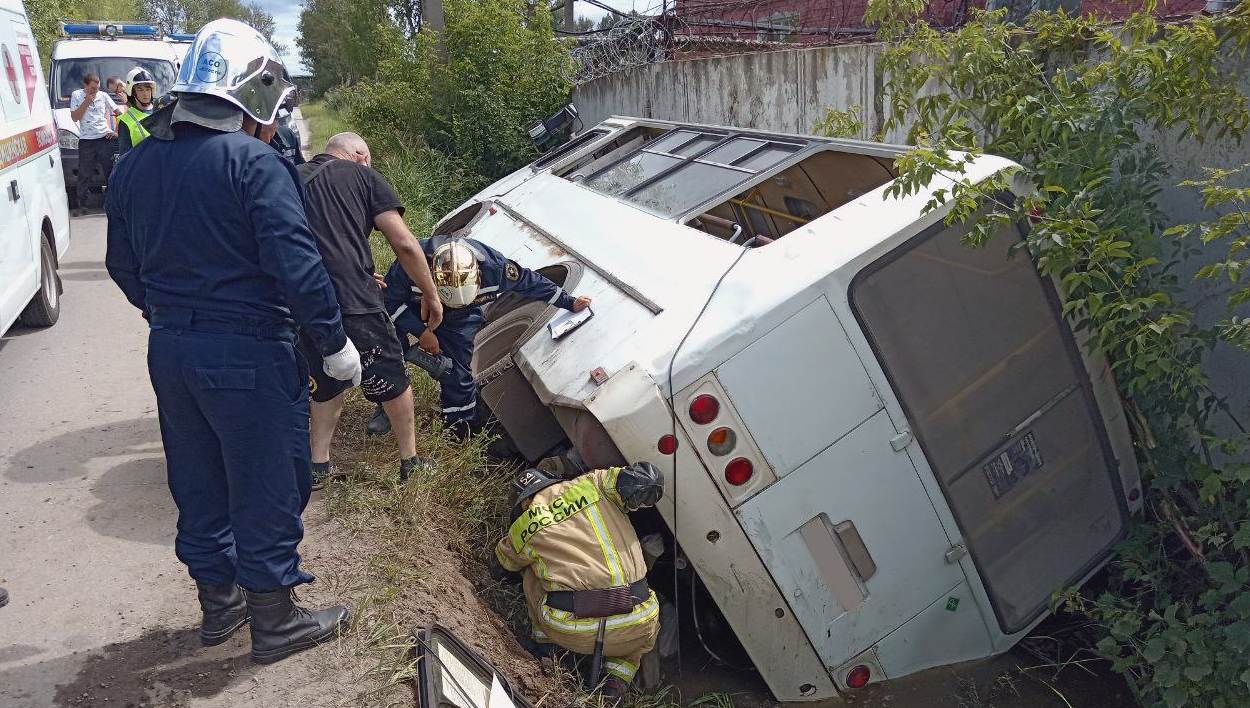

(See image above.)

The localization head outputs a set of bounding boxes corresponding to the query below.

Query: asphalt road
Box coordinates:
[0,215,341,708]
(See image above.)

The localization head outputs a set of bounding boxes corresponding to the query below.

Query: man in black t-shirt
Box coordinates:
[296,132,444,487]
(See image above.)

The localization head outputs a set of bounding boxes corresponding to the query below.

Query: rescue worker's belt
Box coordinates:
[544,579,650,618]
[148,306,296,341]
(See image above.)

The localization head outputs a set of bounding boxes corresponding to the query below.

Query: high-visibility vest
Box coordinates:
[118,107,152,147]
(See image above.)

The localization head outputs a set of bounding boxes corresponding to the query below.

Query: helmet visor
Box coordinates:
[174,22,293,124]
[432,243,481,288]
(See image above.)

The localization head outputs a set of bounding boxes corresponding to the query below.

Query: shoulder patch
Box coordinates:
[505,261,520,281]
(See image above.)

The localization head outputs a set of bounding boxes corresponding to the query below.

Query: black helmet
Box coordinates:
[513,468,560,503]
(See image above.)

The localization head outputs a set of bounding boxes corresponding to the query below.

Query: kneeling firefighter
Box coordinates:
[494,463,664,699]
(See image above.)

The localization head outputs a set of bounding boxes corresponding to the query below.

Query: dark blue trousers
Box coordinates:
[147,327,314,592]
[434,323,478,426]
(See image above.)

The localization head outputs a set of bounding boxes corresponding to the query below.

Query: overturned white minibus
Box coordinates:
[437,117,1141,701]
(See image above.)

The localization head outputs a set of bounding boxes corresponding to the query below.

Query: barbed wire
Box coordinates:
[562,0,977,85]
[563,0,1201,85]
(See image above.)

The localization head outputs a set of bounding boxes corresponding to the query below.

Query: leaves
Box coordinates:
[863,1,1250,705]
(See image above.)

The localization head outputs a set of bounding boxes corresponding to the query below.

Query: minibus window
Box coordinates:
[583,151,682,196]
[532,129,607,169]
[579,131,810,219]
[557,126,668,180]
[685,150,895,244]
[850,219,1126,632]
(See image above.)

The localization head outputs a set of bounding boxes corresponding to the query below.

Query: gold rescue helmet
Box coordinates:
[431,239,481,308]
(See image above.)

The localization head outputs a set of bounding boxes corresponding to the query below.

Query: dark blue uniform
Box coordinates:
[106,107,347,592]
[382,236,575,427]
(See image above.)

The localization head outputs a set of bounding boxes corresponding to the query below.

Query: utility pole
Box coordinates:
[425,0,445,32]
[563,0,575,29]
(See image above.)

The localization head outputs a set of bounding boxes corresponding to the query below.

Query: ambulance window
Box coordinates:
[52,58,177,107]
[532,129,607,169]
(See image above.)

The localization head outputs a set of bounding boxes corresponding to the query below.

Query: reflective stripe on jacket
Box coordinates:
[118,107,152,147]
[495,467,648,593]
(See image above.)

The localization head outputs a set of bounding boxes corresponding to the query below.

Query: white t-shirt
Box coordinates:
[69,89,121,140]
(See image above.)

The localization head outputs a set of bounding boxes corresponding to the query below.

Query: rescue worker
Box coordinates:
[117,67,158,156]
[270,101,305,165]
[494,463,664,699]
[105,19,357,664]
[369,235,591,438]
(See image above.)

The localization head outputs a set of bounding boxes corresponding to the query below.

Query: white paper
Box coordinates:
[547,306,593,339]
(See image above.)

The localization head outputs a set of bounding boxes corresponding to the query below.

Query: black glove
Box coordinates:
[616,461,663,511]
[489,553,521,585]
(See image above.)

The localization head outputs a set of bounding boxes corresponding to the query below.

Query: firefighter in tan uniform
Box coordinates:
[494,462,663,699]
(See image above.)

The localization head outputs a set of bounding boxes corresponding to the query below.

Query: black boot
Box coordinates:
[244,588,349,664]
[366,404,391,436]
[196,581,249,646]
[398,455,436,483]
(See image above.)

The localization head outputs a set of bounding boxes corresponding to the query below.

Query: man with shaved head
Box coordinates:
[296,132,445,487]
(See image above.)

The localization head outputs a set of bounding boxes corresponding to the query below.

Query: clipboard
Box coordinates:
[547,307,593,340]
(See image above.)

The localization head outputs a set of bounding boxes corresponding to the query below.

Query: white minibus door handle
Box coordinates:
[8,180,19,202]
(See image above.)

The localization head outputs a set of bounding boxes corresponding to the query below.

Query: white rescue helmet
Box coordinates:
[170,18,294,125]
[431,240,481,308]
[125,67,157,96]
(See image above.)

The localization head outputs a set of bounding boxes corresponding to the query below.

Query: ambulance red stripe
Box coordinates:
[0,124,57,171]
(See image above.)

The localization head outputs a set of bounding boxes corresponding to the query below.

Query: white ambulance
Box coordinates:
[443,117,1141,701]
[49,22,187,205]
[0,0,69,336]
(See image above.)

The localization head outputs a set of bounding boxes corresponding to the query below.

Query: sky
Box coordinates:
[253,0,646,76]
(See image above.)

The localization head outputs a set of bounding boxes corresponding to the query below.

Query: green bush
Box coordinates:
[334,0,573,183]
[860,2,1250,705]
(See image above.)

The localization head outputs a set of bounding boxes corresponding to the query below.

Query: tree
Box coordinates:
[336,0,573,180]
[297,0,390,93]
[848,2,1250,705]
[27,0,140,66]
[136,0,277,39]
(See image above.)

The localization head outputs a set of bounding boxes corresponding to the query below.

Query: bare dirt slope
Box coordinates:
[0,216,547,707]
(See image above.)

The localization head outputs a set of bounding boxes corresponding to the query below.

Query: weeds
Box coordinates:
[299,100,352,156]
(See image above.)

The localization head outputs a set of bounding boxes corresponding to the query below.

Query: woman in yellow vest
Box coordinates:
[116,68,158,157]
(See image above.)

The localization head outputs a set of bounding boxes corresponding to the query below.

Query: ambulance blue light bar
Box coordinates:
[61,23,160,38]
[168,33,197,42]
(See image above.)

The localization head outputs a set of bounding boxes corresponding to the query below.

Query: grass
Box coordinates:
[300,101,708,708]
[299,99,351,157]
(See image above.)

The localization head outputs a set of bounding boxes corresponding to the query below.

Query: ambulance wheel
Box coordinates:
[20,235,61,328]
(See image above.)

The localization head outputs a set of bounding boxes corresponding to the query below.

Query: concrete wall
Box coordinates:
[573,44,886,141]
[572,43,1250,420]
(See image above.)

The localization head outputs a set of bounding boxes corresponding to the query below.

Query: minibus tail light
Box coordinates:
[707,427,736,456]
[689,394,719,425]
[657,434,678,455]
[724,458,753,486]
[845,665,871,689]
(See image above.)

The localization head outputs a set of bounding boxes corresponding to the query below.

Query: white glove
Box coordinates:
[323,338,362,386]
